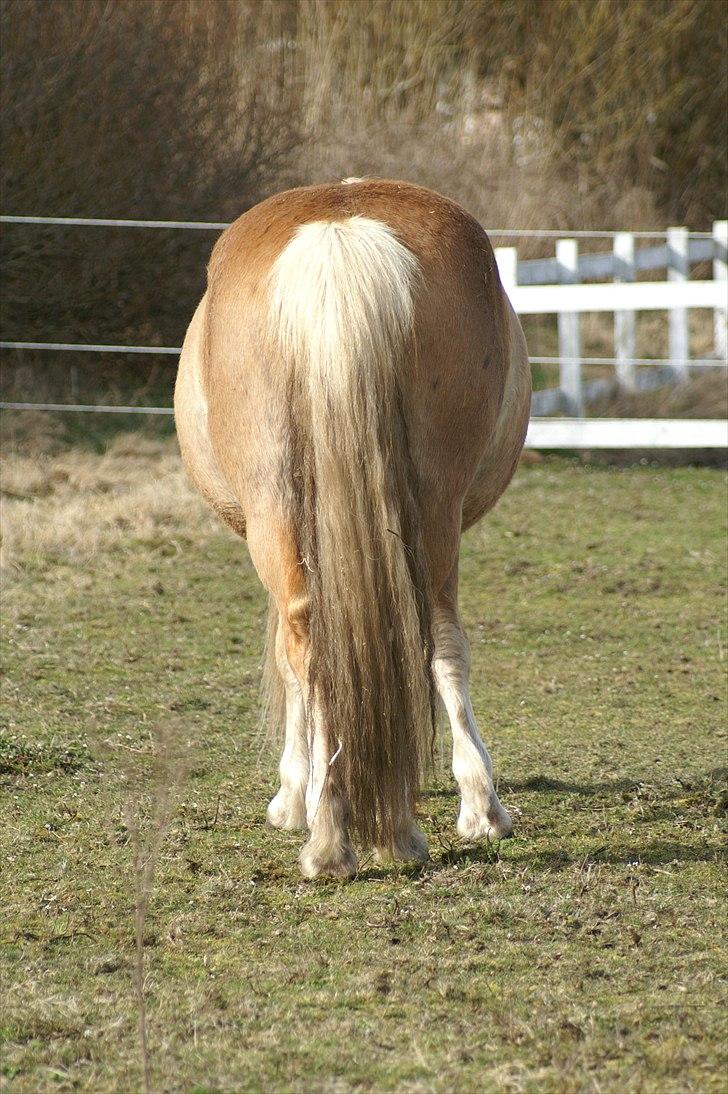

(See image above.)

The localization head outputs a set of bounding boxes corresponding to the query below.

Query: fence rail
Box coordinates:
[1,399,723,449]
[495,218,727,416]
[0,340,181,355]
[513,236,716,286]
[4,214,712,237]
[2,213,726,448]
[526,418,727,449]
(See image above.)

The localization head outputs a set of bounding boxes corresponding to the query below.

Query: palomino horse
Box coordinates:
[175,179,531,878]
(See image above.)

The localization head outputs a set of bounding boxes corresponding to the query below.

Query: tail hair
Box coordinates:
[268,216,434,849]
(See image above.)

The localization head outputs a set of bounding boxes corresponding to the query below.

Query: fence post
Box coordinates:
[713,220,727,361]
[556,238,582,415]
[667,226,689,381]
[494,246,518,292]
[613,231,636,391]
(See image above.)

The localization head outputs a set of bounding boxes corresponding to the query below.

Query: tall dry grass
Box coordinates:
[2,365,724,578]
[121,724,186,1094]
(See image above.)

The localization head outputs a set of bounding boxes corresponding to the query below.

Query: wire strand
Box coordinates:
[0,214,715,238]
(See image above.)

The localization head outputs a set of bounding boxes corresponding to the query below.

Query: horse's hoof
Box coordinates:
[299,839,358,879]
[457,804,513,842]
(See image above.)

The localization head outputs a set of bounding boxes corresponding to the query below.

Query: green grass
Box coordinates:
[1,454,726,1092]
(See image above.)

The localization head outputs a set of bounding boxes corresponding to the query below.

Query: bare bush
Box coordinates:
[1,0,724,407]
[0,0,300,399]
[241,0,726,248]
[470,0,727,228]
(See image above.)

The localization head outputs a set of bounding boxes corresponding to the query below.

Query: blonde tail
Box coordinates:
[269,216,433,850]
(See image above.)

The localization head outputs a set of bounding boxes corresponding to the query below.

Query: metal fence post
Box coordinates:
[613,232,636,390]
[713,220,727,361]
[556,238,582,415]
[667,226,689,381]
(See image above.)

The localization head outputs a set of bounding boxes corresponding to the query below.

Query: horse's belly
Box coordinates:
[174,294,247,537]
[461,304,531,530]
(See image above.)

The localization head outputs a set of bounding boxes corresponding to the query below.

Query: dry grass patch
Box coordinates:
[591,369,728,421]
[1,433,217,571]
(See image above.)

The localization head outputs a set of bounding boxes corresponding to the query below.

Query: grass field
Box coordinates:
[1,433,726,1093]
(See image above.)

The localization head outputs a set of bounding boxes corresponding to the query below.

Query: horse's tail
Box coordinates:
[268,215,434,851]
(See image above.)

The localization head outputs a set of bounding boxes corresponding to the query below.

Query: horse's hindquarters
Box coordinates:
[174,178,531,874]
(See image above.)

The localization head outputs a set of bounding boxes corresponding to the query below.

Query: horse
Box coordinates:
[174,178,531,878]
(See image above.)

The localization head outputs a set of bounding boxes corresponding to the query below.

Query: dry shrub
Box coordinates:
[1,0,724,408]
[0,0,300,401]
[0,410,71,456]
[470,0,727,229]
[591,368,728,422]
[279,0,725,234]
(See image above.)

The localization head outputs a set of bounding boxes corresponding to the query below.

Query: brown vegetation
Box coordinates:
[0,434,217,570]
[1,0,725,406]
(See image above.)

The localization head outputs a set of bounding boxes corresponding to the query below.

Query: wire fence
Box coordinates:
[0,214,714,238]
[0,401,174,414]
[2,211,725,446]
[2,340,721,368]
[0,341,181,355]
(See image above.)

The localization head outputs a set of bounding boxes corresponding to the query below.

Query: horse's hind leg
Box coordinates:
[247,518,356,878]
[433,562,513,841]
[300,696,357,879]
[266,614,308,831]
[286,603,356,879]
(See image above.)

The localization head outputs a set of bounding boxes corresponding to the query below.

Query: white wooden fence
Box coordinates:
[494,220,727,419]
[1,215,726,448]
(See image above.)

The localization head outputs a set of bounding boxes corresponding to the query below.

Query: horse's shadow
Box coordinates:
[517,841,726,870]
[416,767,727,872]
[504,775,637,795]
[503,766,727,799]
